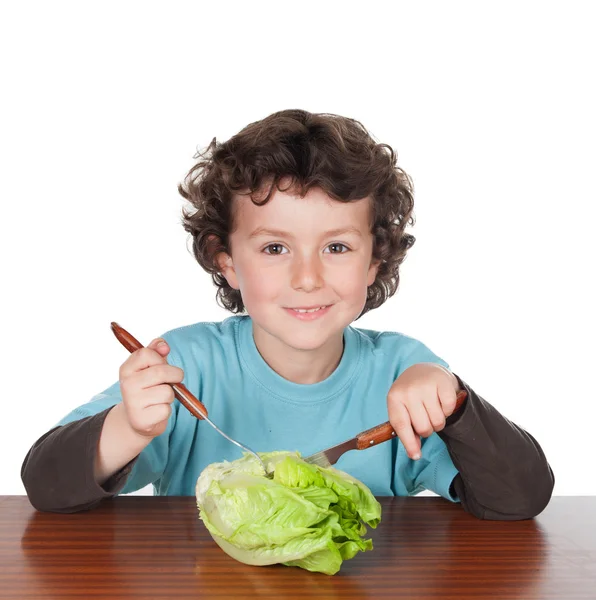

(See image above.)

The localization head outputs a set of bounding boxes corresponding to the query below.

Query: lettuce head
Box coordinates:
[195,451,381,575]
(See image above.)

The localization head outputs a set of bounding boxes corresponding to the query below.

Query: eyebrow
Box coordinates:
[248,226,363,239]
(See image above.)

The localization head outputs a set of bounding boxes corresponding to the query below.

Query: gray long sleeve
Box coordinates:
[21,407,138,513]
[439,374,554,520]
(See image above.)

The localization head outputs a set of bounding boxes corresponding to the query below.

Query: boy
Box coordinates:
[22,109,554,519]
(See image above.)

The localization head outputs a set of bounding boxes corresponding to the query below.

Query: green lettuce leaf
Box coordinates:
[195,451,381,575]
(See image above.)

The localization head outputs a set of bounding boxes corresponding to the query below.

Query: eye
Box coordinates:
[325,243,350,254]
[263,243,288,255]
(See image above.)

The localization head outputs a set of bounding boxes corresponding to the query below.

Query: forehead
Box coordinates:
[231,186,373,235]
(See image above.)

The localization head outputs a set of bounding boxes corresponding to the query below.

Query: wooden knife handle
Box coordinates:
[110,321,208,420]
[356,390,467,450]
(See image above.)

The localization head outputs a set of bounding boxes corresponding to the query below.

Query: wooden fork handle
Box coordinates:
[356,390,467,450]
[110,321,208,420]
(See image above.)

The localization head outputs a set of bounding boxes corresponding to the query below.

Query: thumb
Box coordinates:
[147,337,170,357]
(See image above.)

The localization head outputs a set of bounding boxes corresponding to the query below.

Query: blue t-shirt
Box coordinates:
[58,316,459,501]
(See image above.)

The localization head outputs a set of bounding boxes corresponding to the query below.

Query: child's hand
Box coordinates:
[387,363,460,460]
[118,338,185,439]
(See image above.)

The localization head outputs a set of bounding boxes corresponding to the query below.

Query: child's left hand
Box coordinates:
[387,363,461,460]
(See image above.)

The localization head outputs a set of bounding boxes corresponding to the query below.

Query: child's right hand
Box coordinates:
[118,338,185,439]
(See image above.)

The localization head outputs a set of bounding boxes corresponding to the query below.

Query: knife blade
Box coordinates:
[304,390,467,468]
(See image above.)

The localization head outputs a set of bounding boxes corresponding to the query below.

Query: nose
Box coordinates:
[291,254,324,292]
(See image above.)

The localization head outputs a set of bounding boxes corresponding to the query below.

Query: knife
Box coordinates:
[304,390,467,468]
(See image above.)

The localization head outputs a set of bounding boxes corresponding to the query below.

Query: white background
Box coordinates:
[1,1,594,496]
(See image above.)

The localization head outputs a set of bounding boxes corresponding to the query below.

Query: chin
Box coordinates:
[255,322,330,352]
[283,335,330,352]
[279,322,346,352]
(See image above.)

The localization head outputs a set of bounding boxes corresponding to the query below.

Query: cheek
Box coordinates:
[328,261,371,298]
[235,261,281,302]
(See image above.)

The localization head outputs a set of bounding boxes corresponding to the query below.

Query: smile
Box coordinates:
[284,305,332,321]
[292,306,327,313]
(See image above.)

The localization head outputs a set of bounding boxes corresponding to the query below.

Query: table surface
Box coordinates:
[1,495,595,599]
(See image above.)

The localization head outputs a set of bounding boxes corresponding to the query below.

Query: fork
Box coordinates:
[110,321,270,476]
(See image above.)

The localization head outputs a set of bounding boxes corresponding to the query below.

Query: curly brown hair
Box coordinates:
[178,109,416,318]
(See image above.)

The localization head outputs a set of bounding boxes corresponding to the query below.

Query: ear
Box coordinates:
[207,235,240,291]
[216,251,240,290]
[366,257,381,287]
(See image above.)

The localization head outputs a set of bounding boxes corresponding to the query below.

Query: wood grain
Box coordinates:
[1,496,595,599]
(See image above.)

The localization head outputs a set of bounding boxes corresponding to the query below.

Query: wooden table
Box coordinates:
[1,496,595,599]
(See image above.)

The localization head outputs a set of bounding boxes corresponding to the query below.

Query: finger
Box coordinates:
[133,364,185,391]
[130,403,172,436]
[137,384,176,408]
[147,337,170,357]
[437,379,458,417]
[407,398,434,439]
[146,403,172,426]
[120,344,168,379]
[424,396,447,432]
[390,403,421,460]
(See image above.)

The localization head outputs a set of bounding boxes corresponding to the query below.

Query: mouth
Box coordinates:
[283,305,332,320]
[289,305,329,313]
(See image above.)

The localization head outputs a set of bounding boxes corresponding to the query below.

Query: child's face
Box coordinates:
[219,186,379,353]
